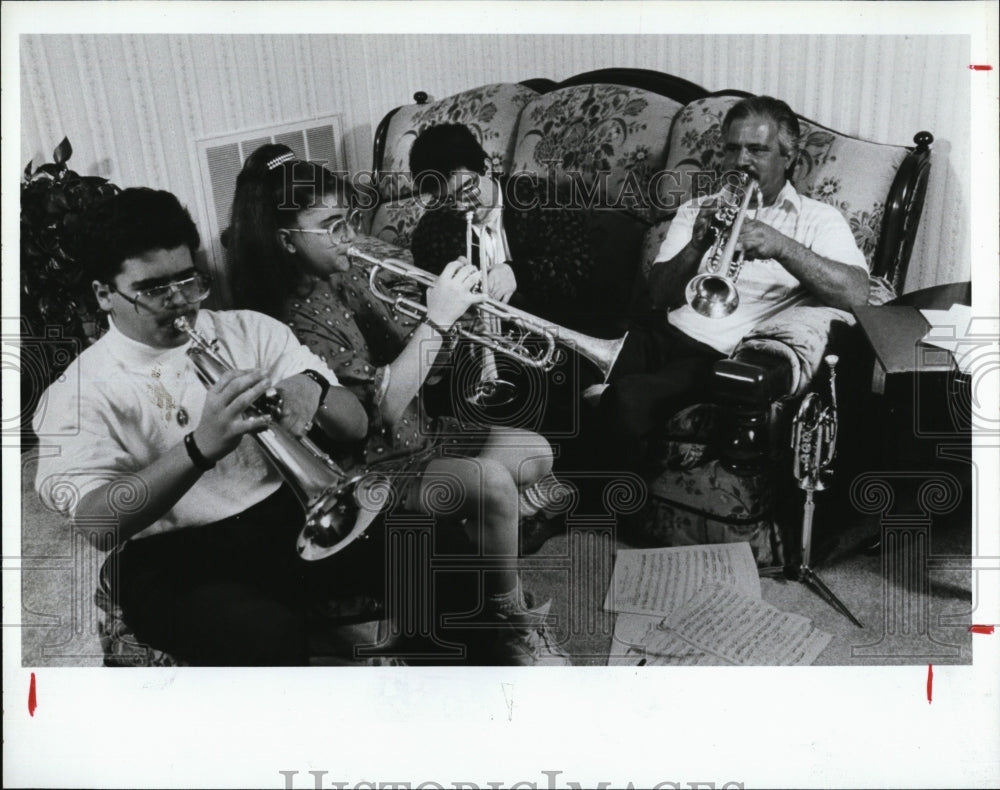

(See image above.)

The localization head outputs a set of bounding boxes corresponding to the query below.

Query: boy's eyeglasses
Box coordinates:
[427,177,481,210]
[110,272,212,313]
[286,208,364,246]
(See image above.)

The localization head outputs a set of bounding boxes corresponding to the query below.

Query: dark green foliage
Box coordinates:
[20,139,120,444]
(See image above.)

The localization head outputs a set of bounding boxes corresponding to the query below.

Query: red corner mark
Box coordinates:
[969,624,995,634]
[28,672,37,717]
[926,665,933,704]
[969,64,993,70]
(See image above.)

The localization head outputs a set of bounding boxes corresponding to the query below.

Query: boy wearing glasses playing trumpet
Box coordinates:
[409,123,600,334]
[32,187,370,665]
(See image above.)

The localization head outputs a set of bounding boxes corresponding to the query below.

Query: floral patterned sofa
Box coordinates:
[370,69,931,295]
[367,68,933,563]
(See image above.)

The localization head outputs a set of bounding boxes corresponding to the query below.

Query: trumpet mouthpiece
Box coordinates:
[825,354,839,367]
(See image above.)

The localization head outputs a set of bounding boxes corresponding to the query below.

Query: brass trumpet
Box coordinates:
[174,316,390,562]
[346,241,628,382]
[685,171,761,319]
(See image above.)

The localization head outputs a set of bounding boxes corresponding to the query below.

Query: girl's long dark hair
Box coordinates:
[227,143,353,319]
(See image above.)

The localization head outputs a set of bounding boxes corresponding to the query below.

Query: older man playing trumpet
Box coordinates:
[595,94,869,474]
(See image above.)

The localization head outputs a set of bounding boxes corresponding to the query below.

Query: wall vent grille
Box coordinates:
[195,115,344,304]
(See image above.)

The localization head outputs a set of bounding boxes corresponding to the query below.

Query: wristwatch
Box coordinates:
[301,369,331,405]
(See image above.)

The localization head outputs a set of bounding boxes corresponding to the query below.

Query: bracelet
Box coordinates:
[301,369,330,405]
[184,431,216,471]
[423,317,452,337]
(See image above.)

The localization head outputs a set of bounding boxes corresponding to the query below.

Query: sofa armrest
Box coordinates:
[712,350,793,475]
[711,351,794,476]
[714,349,795,407]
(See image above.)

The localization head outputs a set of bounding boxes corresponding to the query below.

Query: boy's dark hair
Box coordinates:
[82,188,200,283]
[409,123,489,195]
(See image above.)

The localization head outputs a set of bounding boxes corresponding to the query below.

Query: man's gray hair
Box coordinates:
[722,95,801,158]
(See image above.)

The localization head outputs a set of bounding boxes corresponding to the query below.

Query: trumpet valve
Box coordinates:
[259,387,283,417]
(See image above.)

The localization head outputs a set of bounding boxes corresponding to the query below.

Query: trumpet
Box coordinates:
[760,353,862,628]
[465,210,517,407]
[788,354,861,627]
[174,316,390,562]
[346,241,628,382]
[792,354,839,495]
[685,171,761,319]
[791,353,838,573]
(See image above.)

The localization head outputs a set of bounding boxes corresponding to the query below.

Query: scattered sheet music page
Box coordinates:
[604,543,830,666]
[608,613,730,666]
[643,583,832,666]
[605,542,761,666]
[603,542,761,617]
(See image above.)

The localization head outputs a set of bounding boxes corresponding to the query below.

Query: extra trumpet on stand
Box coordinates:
[346,243,628,382]
[685,171,761,319]
[174,316,389,562]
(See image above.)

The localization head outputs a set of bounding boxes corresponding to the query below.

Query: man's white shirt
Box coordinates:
[656,181,867,355]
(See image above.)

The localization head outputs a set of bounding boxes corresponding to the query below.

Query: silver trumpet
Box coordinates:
[174,316,390,562]
[346,241,628,382]
[685,171,761,319]
[465,210,517,407]
[787,354,862,627]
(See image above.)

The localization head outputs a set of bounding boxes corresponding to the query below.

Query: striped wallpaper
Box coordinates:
[20,34,973,296]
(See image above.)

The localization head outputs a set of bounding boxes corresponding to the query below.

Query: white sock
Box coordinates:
[486,579,528,617]
[518,473,570,520]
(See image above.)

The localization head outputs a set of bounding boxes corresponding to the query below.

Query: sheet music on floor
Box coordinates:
[604,543,831,666]
[643,583,831,666]
[604,542,761,617]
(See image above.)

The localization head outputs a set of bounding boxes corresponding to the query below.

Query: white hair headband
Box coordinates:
[266,152,295,170]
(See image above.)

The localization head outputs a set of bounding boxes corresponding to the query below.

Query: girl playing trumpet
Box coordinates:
[227,144,569,665]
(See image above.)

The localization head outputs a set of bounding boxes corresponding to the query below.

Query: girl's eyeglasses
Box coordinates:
[287,208,364,246]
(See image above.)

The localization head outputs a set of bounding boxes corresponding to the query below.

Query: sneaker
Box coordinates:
[493,599,572,666]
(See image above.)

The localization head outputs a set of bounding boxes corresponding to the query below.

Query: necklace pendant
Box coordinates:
[177,407,190,427]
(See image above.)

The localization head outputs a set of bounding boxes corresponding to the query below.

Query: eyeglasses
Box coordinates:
[287,208,364,246]
[110,272,212,313]
[427,177,481,210]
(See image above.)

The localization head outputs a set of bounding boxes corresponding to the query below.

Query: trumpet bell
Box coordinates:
[173,316,392,564]
[296,473,393,561]
[686,273,740,318]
